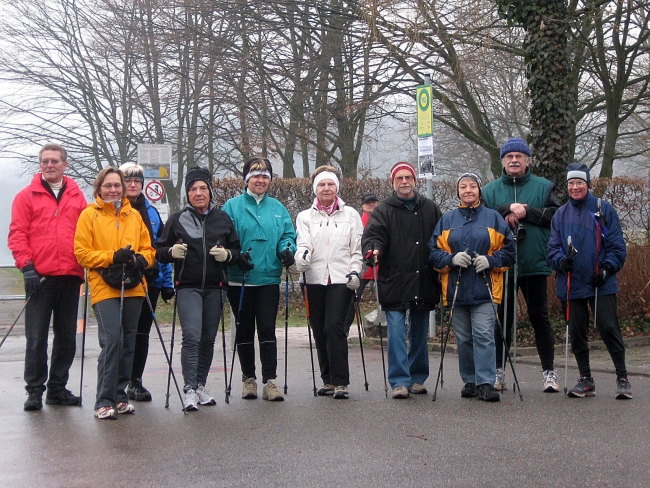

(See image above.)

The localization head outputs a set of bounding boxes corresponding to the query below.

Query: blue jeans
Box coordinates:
[453,302,496,386]
[385,305,430,389]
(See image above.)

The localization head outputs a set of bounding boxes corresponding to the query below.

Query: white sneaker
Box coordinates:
[494,368,507,391]
[196,385,216,405]
[262,379,284,402]
[116,402,135,414]
[543,370,560,393]
[242,377,258,399]
[184,388,199,411]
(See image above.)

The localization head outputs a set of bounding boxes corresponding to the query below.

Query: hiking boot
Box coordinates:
[567,376,596,398]
[477,383,500,402]
[460,383,477,398]
[242,377,258,399]
[24,391,43,411]
[543,370,560,393]
[615,377,632,400]
[94,405,117,420]
[262,379,284,402]
[409,383,428,395]
[196,385,216,406]
[333,385,349,399]
[184,388,199,411]
[116,402,135,414]
[392,386,409,399]
[45,388,80,406]
[317,384,335,396]
[127,379,152,402]
[494,368,507,391]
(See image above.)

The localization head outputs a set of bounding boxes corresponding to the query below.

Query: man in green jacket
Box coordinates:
[482,138,562,393]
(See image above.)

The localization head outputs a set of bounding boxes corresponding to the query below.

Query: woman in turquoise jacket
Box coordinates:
[222,157,296,402]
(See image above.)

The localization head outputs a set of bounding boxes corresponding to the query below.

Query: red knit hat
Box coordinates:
[390,162,416,184]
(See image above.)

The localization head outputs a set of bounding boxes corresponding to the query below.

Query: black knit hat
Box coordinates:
[185,166,213,198]
[242,157,273,182]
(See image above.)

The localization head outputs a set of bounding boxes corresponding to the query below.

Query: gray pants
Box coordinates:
[93,297,142,410]
[177,288,223,390]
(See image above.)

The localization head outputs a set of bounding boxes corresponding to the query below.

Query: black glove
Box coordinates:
[591,264,614,287]
[113,246,135,265]
[280,248,295,267]
[237,252,254,272]
[22,264,42,297]
[161,287,175,302]
[560,257,573,273]
[131,254,149,274]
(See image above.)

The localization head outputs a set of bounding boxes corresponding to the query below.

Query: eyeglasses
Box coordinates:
[101,183,122,190]
[124,178,142,186]
[567,181,587,188]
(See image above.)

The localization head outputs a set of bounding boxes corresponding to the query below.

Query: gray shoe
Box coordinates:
[409,383,428,395]
[543,370,560,393]
[615,377,632,400]
[196,385,216,405]
[333,386,349,399]
[494,368,507,391]
[262,379,284,402]
[317,384,335,396]
[242,377,258,399]
[392,386,409,399]
[184,388,199,411]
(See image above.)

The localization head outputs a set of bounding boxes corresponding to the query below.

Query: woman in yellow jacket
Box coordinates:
[74,167,155,420]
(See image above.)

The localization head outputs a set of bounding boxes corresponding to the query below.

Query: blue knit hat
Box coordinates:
[566,162,591,187]
[500,138,532,159]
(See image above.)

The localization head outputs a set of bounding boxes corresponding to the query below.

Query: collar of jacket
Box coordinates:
[569,189,593,207]
[244,190,267,205]
[385,190,424,209]
[501,168,531,186]
[185,201,216,217]
[93,196,132,214]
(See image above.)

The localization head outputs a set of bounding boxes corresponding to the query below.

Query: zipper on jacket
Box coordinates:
[201,214,207,289]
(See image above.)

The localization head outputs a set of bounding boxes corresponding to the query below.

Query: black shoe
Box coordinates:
[127,379,152,402]
[477,384,500,402]
[317,384,335,396]
[567,376,595,398]
[24,392,43,411]
[460,383,477,398]
[45,388,81,406]
[615,377,632,400]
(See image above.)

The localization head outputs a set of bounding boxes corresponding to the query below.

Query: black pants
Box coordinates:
[306,284,352,386]
[130,286,160,381]
[342,279,370,335]
[227,284,279,383]
[495,273,555,371]
[24,276,81,394]
[564,293,627,378]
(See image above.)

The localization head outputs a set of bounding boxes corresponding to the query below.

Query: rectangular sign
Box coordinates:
[137,144,172,180]
[416,85,433,137]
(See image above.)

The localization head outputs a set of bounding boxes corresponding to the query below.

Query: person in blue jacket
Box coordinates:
[429,173,516,402]
[222,157,296,402]
[548,162,631,399]
[119,163,175,402]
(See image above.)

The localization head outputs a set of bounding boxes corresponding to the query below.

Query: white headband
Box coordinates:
[312,171,340,194]
[245,170,271,183]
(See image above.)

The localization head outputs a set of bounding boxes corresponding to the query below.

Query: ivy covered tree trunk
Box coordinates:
[496,0,577,190]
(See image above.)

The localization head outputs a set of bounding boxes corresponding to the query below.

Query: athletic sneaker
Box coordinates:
[460,383,477,398]
[333,385,349,399]
[477,383,500,402]
[184,388,199,411]
[116,402,135,414]
[494,368,507,391]
[24,392,43,411]
[242,377,258,399]
[409,383,428,395]
[317,384,335,396]
[94,406,117,420]
[127,379,152,402]
[567,376,596,398]
[262,379,284,402]
[196,385,216,405]
[615,377,632,400]
[392,386,409,399]
[543,370,560,393]
[45,388,80,405]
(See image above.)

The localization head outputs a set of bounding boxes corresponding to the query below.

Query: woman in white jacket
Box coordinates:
[295,166,363,399]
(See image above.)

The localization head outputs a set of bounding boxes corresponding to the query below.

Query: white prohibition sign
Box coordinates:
[145,180,165,202]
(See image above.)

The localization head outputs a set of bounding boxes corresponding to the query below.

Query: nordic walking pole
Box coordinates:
[216,243,230,404]
[353,299,369,391]
[473,253,523,401]
[166,239,185,409]
[78,272,89,405]
[0,277,46,351]
[564,236,578,397]
[227,248,251,398]
[283,244,291,395]
[140,276,187,413]
[301,250,317,396]
[593,198,602,331]
[501,269,509,386]
[368,247,388,398]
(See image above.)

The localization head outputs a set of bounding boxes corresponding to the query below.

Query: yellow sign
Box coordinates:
[416,85,433,137]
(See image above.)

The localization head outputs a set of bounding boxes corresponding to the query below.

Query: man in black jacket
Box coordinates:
[362,162,442,399]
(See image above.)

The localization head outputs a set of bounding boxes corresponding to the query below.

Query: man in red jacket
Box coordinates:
[8,144,88,411]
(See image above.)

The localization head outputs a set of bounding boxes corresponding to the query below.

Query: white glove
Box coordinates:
[295,249,311,272]
[474,255,490,273]
[452,251,472,268]
[210,245,231,263]
[347,273,360,290]
[170,243,188,259]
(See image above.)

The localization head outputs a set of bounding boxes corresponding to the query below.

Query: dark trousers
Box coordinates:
[130,287,160,381]
[305,284,353,386]
[495,273,555,371]
[24,276,81,394]
[564,293,627,378]
[342,279,370,335]
[93,297,142,409]
[227,284,279,383]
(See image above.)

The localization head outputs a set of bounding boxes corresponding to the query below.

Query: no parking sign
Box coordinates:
[145,180,165,202]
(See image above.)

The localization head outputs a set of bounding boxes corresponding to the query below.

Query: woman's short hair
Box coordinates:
[93,167,126,198]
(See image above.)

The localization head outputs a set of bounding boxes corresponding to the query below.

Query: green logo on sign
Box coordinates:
[418,89,430,112]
